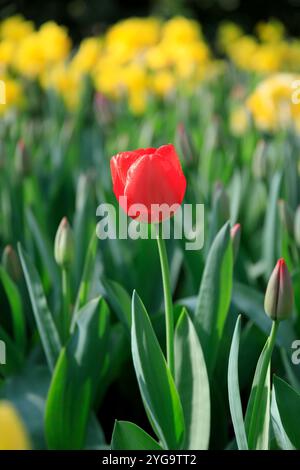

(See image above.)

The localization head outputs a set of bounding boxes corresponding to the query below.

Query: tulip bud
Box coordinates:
[294,205,300,247]
[54,217,74,268]
[176,122,195,166]
[213,181,230,225]
[15,140,31,177]
[231,223,241,261]
[2,245,22,282]
[264,258,294,321]
[278,199,294,237]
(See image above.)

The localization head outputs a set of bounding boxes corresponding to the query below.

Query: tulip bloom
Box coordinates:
[264,258,294,321]
[110,144,186,223]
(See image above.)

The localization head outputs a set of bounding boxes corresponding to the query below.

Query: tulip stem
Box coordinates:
[156,227,175,377]
[247,320,279,449]
[62,268,71,341]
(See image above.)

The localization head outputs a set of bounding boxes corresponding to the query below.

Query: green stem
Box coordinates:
[62,268,71,341]
[247,320,279,449]
[155,226,175,377]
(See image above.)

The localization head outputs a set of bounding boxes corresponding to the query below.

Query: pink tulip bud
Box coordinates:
[230,223,241,261]
[264,258,294,321]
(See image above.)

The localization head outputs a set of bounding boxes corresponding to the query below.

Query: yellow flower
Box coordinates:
[229,105,250,136]
[0,76,23,115]
[71,37,102,74]
[0,15,34,43]
[227,36,258,71]
[256,19,285,43]
[0,40,16,69]
[217,22,243,52]
[161,16,202,44]
[251,44,284,73]
[38,21,71,63]
[0,401,30,450]
[41,63,81,110]
[151,70,175,97]
[14,32,46,78]
[247,73,300,132]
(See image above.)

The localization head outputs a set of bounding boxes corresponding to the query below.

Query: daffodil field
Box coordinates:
[1,13,300,452]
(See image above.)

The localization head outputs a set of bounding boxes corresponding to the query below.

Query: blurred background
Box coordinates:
[1,0,300,43]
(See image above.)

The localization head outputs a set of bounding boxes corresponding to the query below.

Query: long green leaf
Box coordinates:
[174,308,210,449]
[18,244,61,371]
[227,315,248,450]
[131,291,185,450]
[45,297,109,449]
[262,172,281,279]
[111,421,162,450]
[194,222,233,375]
[273,375,300,449]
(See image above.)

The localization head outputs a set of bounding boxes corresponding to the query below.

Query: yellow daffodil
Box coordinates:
[0,401,30,450]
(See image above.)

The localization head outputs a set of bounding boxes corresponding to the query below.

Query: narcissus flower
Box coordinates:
[0,401,30,450]
[110,144,186,223]
[264,258,294,321]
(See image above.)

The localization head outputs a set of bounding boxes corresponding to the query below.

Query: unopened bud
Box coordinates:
[54,217,74,268]
[278,200,294,237]
[2,245,22,282]
[15,140,31,177]
[294,205,300,247]
[264,258,294,321]
[176,122,195,166]
[213,181,230,225]
[231,223,241,261]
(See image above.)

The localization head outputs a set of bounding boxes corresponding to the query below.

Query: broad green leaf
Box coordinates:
[273,375,300,449]
[174,308,210,450]
[271,384,295,450]
[45,297,110,449]
[245,340,271,450]
[227,315,248,450]
[262,172,281,279]
[0,266,26,353]
[100,278,131,331]
[131,291,185,450]
[194,222,233,375]
[111,421,162,450]
[18,244,61,371]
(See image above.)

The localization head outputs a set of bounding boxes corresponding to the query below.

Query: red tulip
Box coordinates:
[110,144,186,223]
[264,258,294,321]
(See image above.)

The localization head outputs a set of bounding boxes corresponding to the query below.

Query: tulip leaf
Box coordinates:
[194,222,233,375]
[18,244,61,371]
[271,382,295,450]
[272,375,300,449]
[111,421,162,450]
[131,291,185,450]
[262,172,281,279]
[0,266,26,353]
[245,339,272,450]
[100,278,131,331]
[174,308,210,450]
[45,297,110,449]
[227,315,248,450]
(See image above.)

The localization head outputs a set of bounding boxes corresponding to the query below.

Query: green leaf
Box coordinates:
[45,297,109,449]
[245,341,272,450]
[0,266,26,353]
[271,382,295,450]
[100,278,131,331]
[227,315,248,450]
[131,291,185,450]
[18,244,61,371]
[262,172,281,279]
[174,308,210,450]
[272,375,300,449]
[111,421,162,450]
[194,222,233,375]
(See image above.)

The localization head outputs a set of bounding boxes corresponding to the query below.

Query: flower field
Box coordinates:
[1,13,300,451]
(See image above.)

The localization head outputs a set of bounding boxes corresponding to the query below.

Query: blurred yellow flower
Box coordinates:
[161,16,202,44]
[0,40,15,69]
[0,76,23,115]
[247,73,300,132]
[256,19,285,43]
[38,21,71,63]
[0,15,34,43]
[41,63,81,109]
[0,401,30,449]
[151,70,175,96]
[71,37,102,74]
[217,22,243,52]
[229,105,250,136]
[14,32,46,78]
